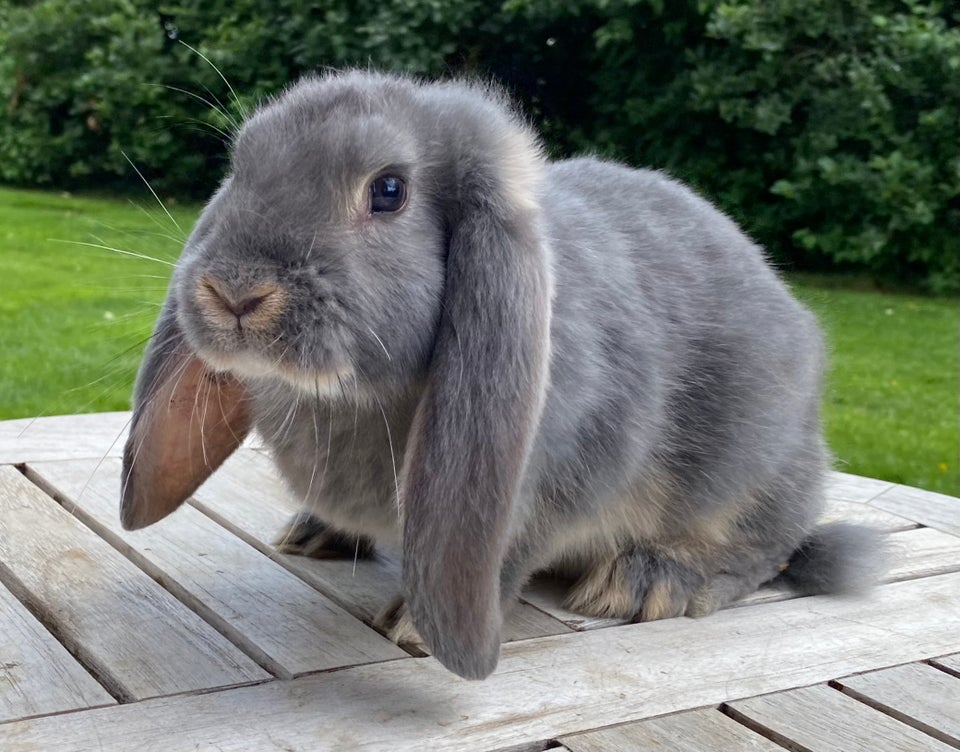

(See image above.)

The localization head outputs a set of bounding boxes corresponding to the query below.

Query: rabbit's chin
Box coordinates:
[196,348,353,400]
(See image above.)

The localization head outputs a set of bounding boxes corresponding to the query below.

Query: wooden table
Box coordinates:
[1,412,958,751]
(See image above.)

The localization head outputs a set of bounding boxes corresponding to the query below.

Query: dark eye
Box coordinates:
[370,175,407,214]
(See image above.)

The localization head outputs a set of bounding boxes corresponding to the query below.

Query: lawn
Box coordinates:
[2,186,957,496]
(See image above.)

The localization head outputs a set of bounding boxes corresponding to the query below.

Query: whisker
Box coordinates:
[198,367,212,468]
[49,238,175,267]
[146,84,240,132]
[365,325,392,361]
[360,367,400,521]
[319,393,333,493]
[72,412,135,511]
[145,83,238,133]
[178,40,248,120]
[120,151,184,235]
[153,113,233,144]
[128,199,187,243]
[86,217,184,250]
[302,388,322,508]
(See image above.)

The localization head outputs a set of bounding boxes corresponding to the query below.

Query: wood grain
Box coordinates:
[727,683,953,751]
[0,465,268,700]
[29,457,408,678]
[3,570,959,751]
[0,581,114,723]
[836,662,960,745]
[560,708,781,751]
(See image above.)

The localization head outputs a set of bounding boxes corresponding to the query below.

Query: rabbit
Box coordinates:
[120,70,884,681]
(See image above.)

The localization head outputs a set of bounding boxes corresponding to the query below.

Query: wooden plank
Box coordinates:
[0,581,115,723]
[561,708,781,751]
[727,683,953,751]
[0,465,268,700]
[870,484,960,537]
[3,570,959,751]
[836,662,960,745]
[192,449,572,642]
[826,472,896,504]
[886,526,960,582]
[0,412,130,464]
[28,458,408,678]
[819,497,917,532]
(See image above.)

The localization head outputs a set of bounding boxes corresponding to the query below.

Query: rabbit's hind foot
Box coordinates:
[563,546,706,622]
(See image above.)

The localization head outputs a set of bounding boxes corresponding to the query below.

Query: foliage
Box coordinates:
[0,0,957,289]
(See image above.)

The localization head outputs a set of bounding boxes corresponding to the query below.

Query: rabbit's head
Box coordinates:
[121,72,553,679]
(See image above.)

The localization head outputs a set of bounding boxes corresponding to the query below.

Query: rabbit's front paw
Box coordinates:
[374,595,428,655]
[273,511,375,560]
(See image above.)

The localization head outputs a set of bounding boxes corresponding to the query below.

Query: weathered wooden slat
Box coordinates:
[727,683,953,751]
[870,484,960,538]
[0,412,130,464]
[3,570,959,751]
[28,458,408,678]
[560,708,781,751]
[885,526,960,582]
[0,465,268,700]
[818,497,917,531]
[0,581,115,723]
[826,472,897,504]
[836,662,960,745]
[191,449,572,642]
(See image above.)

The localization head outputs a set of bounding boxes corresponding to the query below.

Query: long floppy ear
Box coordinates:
[401,115,552,679]
[120,292,251,530]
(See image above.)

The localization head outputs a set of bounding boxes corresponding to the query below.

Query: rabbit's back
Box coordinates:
[534,157,825,523]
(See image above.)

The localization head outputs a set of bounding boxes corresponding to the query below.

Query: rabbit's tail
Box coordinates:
[776,522,888,595]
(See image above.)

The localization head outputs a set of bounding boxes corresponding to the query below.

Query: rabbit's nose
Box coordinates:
[197,276,286,331]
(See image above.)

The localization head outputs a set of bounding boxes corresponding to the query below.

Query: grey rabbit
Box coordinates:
[121,71,883,680]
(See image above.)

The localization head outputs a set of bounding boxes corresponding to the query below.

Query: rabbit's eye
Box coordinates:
[370,176,407,214]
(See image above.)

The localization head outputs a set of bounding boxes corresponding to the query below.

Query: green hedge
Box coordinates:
[1,0,957,291]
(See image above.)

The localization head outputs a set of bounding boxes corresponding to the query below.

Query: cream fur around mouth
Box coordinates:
[198,349,353,399]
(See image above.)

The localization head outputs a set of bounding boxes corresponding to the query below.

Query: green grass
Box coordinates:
[2,186,957,496]
[0,186,198,420]
[790,279,958,496]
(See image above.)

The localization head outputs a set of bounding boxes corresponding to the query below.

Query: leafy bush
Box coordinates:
[0,0,956,290]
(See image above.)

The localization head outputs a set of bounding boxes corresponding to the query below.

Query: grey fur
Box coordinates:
[126,71,885,680]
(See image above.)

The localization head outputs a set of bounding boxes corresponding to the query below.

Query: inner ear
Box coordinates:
[120,352,251,530]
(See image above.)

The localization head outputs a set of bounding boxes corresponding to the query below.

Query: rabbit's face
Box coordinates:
[173,83,445,398]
